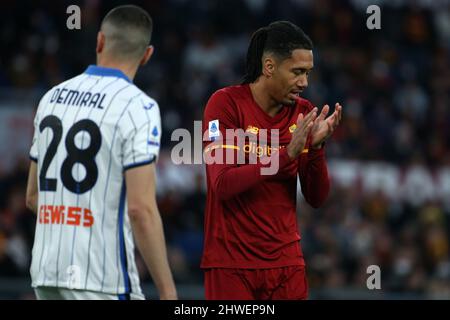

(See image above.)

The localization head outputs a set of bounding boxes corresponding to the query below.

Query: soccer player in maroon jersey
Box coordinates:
[201,21,342,300]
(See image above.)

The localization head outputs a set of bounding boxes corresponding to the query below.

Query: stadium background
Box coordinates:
[0,0,449,299]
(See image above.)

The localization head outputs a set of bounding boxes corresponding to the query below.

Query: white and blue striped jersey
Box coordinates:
[29,65,162,298]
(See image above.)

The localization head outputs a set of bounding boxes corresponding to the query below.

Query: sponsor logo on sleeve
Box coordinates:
[245,125,259,135]
[289,124,297,133]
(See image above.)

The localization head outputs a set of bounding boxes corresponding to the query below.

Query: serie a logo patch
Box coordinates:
[208,119,220,141]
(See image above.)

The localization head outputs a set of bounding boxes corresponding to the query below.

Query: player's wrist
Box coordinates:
[287,149,296,160]
[286,145,299,160]
[311,141,325,150]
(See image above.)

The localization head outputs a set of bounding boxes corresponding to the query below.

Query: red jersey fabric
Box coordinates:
[201,84,330,269]
[204,266,308,300]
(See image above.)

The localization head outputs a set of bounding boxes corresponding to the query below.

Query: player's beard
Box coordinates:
[285,91,299,107]
[284,96,296,106]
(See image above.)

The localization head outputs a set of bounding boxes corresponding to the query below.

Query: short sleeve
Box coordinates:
[29,90,52,162]
[122,99,161,171]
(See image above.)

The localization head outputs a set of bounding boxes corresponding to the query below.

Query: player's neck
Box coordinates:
[249,81,283,118]
[96,58,138,81]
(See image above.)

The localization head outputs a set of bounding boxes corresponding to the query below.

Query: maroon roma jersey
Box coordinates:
[201,84,330,269]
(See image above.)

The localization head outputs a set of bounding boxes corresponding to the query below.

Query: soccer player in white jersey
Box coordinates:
[25,5,177,300]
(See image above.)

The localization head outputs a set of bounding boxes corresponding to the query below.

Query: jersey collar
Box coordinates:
[84,65,132,83]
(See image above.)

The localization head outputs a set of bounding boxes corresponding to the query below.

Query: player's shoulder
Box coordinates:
[118,87,160,137]
[51,73,89,92]
[204,84,247,117]
[36,74,86,113]
[211,84,249,102]
[45,74,86,94]
[124,86,160,115]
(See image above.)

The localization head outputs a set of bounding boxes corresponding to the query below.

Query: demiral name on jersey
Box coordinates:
[50,88,107,109]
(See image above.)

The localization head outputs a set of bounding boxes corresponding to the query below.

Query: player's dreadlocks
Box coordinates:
[242,21,313,84]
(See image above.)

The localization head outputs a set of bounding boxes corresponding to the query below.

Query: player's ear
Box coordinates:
[96,31,105,54]
[140,45,154,66]
[262,56,275,78]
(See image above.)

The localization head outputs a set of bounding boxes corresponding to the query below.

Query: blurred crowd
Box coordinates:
[0,0,449,298]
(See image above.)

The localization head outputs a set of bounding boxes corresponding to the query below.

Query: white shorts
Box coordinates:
[34,286,145,300]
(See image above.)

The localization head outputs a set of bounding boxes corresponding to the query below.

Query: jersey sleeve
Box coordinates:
[203,90,239,151]
[297,100,330,208]
[121,98,161,171]
[29,112,39,162]
[29,90,53,162]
